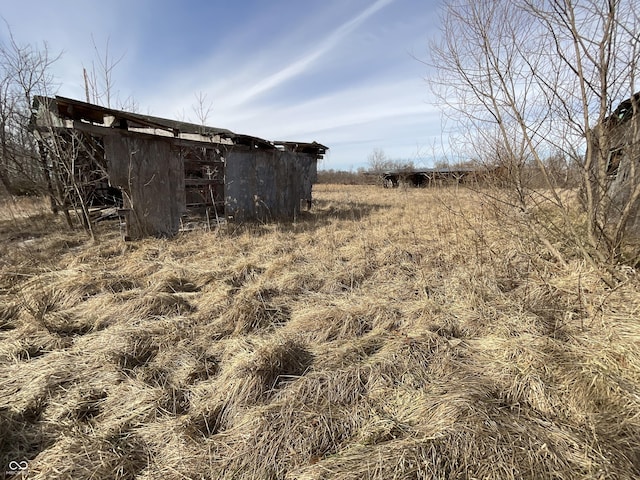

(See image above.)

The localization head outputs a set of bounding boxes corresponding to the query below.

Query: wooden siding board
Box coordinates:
[104,134,185,238]
[225,150,317,221]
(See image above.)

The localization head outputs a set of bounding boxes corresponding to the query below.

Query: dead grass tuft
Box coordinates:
[216,285,292,335]
[126,292,195,318]
[116,335,159,373]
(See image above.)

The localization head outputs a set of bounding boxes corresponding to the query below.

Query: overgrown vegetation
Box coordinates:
[431,0,640,267]
[1,184,638,479]
[2,1,640,476]
[0,28,58,198]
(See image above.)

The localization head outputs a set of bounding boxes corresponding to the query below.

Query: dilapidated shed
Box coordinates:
[32,96,327,239]
[379,166,500,188]
[590,92,640,238]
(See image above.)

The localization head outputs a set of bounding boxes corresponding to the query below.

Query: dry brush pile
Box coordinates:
[0,185,639,479]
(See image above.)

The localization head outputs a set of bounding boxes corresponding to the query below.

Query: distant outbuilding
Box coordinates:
[378,166,500,188]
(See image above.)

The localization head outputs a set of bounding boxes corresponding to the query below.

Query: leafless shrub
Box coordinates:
[430,0,640,277]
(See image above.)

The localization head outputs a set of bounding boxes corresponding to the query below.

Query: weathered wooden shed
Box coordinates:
[590,92,640,238]
[32,96,327,238]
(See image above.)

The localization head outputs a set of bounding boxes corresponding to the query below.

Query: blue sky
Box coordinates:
[1,0,444,170]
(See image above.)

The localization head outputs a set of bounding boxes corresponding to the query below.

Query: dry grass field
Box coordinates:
[1,184,639,479]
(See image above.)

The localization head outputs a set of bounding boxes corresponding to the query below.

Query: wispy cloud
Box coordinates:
[228,79,432,136]
[230,0,397,106]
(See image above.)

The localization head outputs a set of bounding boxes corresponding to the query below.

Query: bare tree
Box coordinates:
[0,27,138,240]
[367,148,414,173]
[0,25,60,199]
[83,36,125,108]
[367,148,393,173]
[191,91,214,130]
[430,0,640,268]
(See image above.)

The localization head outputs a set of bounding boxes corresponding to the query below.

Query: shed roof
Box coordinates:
[608,92,640,123]
[382,167,480,175]
[33,96,328,154]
